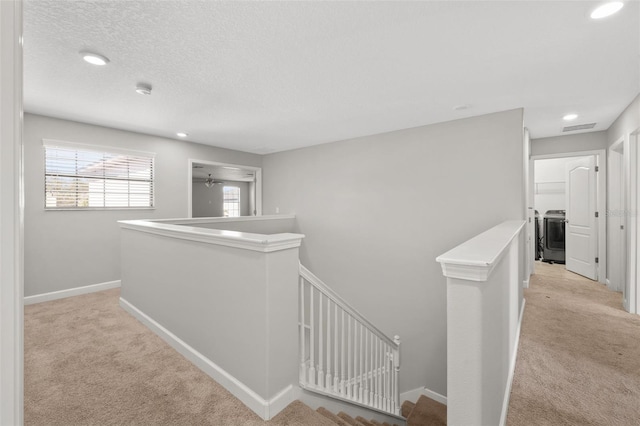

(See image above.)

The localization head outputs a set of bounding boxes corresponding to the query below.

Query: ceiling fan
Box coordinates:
[204,174,224,188]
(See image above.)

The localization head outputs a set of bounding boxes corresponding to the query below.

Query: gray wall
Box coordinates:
[607,93,639,147]
[192,180,251,217]
[531,131,608,156]
[261,108,525,396]
[24,113,261,296]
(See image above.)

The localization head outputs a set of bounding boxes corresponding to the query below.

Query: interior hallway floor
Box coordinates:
[507,262,640,425]
[24,289,337,425]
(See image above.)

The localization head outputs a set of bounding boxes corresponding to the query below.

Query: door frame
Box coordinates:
[0,1,24,424]
[629,128,639,314]
[530,149,606,285]
[187,158,262,218]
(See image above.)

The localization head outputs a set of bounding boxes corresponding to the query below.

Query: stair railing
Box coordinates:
[299,263,401,417]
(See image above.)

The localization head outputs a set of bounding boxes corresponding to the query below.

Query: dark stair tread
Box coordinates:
[317,407,351,426]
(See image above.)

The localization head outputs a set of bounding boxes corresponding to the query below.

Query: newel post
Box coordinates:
[436,220,525,426]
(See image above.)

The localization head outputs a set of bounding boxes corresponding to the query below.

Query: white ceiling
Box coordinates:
[24,1,639,154]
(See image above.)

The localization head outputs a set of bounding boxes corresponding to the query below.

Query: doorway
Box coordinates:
[531,150,606,284]
[187,159,262,218]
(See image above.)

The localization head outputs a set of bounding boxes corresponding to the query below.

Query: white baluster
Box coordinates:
[369,331,374,405]
[309,287,316,386]
[326,299,332,391]
[393,335,401,415]
[318,295,324,389]
[299,278,306,384]
[378,340,383,409]
[340,310,346,395]
[334,304,339,393]
[359,323,364,403]
[347,314,352,399]
[364,329,369,405]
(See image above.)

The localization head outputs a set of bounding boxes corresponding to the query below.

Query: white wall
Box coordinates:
[262,109,525,396]
[24,113,262,297]
[0,1,24,423]
[533,157,583,230]
[192,180,251,217]
[607,94,640,149]
[606,94,640,303]
[531,131,608,156]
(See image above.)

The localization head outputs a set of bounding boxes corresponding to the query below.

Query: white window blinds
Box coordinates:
[44,140,154,209]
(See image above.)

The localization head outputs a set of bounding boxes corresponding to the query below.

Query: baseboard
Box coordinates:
[499,298,526,426]
[119,297,294,420]
[24,280,121,305]
[523,278,530,289]
[399,386,447,406]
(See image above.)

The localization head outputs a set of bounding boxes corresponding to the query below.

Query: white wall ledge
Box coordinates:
[436,220,525,282]
[152,214,296,225]
[119,216,304,253]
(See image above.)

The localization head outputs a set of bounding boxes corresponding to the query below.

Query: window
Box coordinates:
[223,186,240,217]
[44,140,154,209]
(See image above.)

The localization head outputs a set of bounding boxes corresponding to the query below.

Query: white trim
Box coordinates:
[0,1,24,424]
[119,219,304,253]
[400,386,448,406]
[531,149,607,284]
[24,280,121,305]
[42,138,156,158]
[523,279,529,289]
[499,298,526,426]
[119,297,294,420]
[187,158,262,218]
[152,214,295,224]
[436,220,526,282]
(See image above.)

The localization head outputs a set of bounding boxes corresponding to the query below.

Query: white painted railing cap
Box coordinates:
[436,220,525,282]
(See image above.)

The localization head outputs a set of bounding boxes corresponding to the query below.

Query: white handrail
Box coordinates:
[299,263,401,417]
[299,264,399,349]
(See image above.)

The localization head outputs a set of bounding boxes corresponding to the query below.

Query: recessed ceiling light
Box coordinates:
[563,113,579,121]
[223,167,241,170]
[135,83,152,95]
[80,51,109,66]
[590,1,624,19]
[176,132,188,138]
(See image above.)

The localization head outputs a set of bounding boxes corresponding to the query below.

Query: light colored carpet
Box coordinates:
[507,262,640,425]
[24,288,336,425]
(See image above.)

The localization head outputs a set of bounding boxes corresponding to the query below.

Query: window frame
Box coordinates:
[43,139,156,211]
[222,185,241,217]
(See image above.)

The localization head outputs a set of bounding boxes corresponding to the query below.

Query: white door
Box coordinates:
[565,156,598,280]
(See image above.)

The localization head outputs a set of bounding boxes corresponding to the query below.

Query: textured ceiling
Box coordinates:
[24,1,640,154]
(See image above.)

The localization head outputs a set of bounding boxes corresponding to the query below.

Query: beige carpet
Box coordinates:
[507,262,640,425]
[24,289,336,425]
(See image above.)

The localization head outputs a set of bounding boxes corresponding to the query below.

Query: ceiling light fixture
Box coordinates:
[204,174,222,188]
[590,1,624,19]
[80,51,109,66]
[176,132,188,138]
[135,83,152,95]
[223,167,241,170]
[563,113,579,121]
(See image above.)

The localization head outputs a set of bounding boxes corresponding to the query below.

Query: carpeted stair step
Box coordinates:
[355,416,375,426]
[317,407,351,426]
[405,395,447,426]
[338,412,369,426]
[401,400,416,418]
[370,420,384,426]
